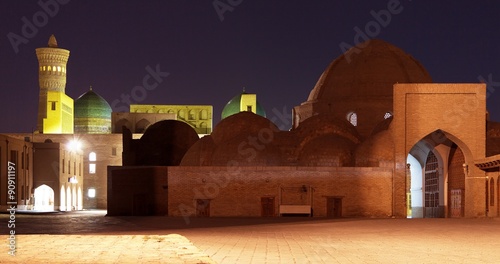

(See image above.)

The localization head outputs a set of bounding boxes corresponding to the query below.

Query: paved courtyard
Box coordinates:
[1,210,500,263]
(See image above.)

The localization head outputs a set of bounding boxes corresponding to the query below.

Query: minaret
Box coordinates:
[35,35,70,133]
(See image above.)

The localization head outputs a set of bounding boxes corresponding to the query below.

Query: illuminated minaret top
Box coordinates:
[35,35,71,133]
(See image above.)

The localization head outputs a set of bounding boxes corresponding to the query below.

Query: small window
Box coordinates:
[112,147,117,156]
[247,105,252,112]
[51,101,56,111]
[88,188,96,198]
[347,112,357,127]
[89,164,96,174]
[384,112,393,119]
[89,152,96,162]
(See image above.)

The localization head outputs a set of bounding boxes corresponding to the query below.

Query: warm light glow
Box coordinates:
[67,139,82,152]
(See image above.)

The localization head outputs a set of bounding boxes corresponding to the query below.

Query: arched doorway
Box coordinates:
[34,185,54,211]
[448,144,465,217]
[407,130,469,218]
[60,186,66,211]
[66,186,72,211]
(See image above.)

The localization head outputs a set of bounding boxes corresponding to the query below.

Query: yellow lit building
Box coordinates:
[43,91,74,134]
[112,104,213,135]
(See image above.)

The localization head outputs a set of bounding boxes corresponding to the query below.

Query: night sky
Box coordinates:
[1,1,500,133]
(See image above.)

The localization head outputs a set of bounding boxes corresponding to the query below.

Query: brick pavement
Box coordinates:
[1,211,500,263]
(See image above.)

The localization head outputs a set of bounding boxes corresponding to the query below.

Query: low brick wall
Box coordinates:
[168,166,393,218]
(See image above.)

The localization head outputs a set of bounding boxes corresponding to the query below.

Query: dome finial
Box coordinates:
[48,34,58,48]
[242,87,246,93]
[89,85,92,91]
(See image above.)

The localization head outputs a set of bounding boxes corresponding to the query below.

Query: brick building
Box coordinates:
[108,39,500,218]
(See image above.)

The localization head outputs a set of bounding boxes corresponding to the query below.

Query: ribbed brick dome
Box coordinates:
[295,39,432,138]
[307,39,432,102]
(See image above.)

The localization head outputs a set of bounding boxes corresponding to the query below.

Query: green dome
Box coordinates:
[74,89,112,119]
[221,92,266,119]
[74,88,112,134]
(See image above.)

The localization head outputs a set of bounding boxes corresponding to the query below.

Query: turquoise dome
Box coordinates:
[74,88,112,134]
[74,89,112,119]
[221,92,266,120]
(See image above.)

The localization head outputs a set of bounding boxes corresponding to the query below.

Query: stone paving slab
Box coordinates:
[0,234,216,264]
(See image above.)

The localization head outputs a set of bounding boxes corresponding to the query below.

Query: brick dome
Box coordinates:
[307,39,432,102]
[298,134,355,167]
[182,112,283,166]
[294,39,432,138]
[138,120,199,166]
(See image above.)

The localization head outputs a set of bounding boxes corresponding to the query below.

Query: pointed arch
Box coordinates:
[135,118,151,133]
[407,129,472,218]
[60,186,66,211]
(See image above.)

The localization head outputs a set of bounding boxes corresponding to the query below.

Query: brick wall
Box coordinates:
[168,166,393,218]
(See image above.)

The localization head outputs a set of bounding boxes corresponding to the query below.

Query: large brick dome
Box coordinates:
[294,39,432,138]
[307,39,432,102]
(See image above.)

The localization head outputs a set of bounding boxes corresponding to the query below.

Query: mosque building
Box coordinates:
[109,39,500,219]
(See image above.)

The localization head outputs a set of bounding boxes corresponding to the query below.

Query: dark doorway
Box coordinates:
[261,197,275,217]
[132,193,151,216]
[196,199,210,217]
[327,197,342,218]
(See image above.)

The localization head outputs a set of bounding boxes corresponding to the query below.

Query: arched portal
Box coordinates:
[34,185,54,211]
[72,186,77,210]
[60,186,66,211]
[66,186,72,211]
[407,130,469,218]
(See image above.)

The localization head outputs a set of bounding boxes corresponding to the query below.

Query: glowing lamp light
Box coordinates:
[67,139,82,152]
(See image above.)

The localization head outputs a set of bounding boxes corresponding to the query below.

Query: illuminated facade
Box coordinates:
[32,141,84,211]
[113,104,213,135]
[43,91,74,134]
